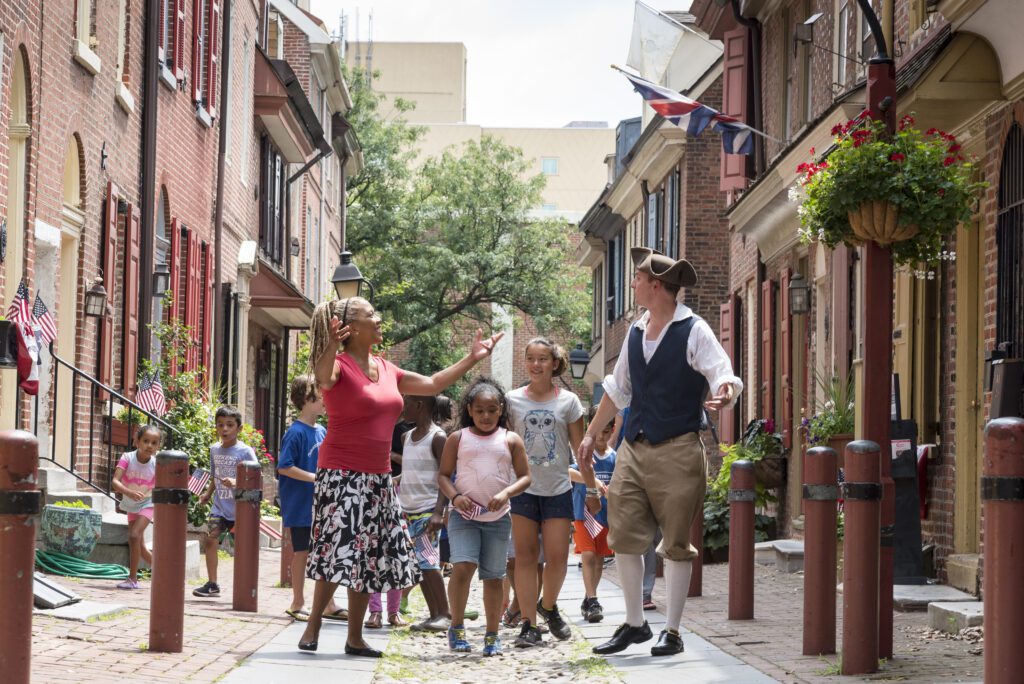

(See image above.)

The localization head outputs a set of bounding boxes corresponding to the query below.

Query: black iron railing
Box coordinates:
[38,349,181,499]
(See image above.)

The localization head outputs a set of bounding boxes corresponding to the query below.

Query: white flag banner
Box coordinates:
[626,1,685,84]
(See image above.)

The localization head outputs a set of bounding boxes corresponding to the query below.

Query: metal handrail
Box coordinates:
[41,348,182,499]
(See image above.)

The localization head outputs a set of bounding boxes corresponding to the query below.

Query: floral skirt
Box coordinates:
[305,468,422,593]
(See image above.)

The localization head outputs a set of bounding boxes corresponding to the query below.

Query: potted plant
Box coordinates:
[803,371,856,462]
[106,405,146,447]
[718,419,786,490]
[40,500,103,559]
[795,114,986,275]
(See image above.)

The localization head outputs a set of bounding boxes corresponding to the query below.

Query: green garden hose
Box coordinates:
[35,550,129,580]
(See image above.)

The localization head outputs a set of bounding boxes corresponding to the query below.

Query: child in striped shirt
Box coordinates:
[111,424,162,589]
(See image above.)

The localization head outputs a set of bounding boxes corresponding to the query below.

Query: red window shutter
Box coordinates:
[201,241,214,378]
[719,294,738,445]
[184,228,201,372]
[174,0,186,80]
[721,27,749,192]
[158,0,166,62]
[122,203,142,395]
[169,218,181,320]
[191,0,203,102]
[761,279,775,422]
[206,0,219,118]
[780,269,792,448]
[99,182,119,397]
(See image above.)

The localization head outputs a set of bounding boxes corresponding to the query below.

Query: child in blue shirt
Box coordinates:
[571,407,616,623]
[277,375,345,622]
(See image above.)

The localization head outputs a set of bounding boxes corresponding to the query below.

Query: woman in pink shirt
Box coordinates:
[298,297,502,658]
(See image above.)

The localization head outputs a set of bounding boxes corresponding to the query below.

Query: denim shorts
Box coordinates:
[510,489,574,523]
[446,512,512,580]
[405,512,441,571]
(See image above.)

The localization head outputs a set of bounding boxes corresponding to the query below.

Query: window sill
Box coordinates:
[196,107,213,128]
[72,40,102,76]
[159,65,177,91]
[115,83,135,114]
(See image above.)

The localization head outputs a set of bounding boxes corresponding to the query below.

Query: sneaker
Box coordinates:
[643,596,657,611]
[580,597,604,623]
[536,600,571,641]
[411,615,450,633]
[116,579,140,590]
[447,625,472,652]
[192,581,220,597]
[514,620,543,648]
[483,632,502,657]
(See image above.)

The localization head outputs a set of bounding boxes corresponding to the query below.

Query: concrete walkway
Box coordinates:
[222,562,775,683]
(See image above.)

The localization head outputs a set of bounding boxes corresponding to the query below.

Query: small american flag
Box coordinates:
[5,279,30,324]
[583,507,605,539]
[259,518,283,540]
[137,372,167,416]
[414,533,440,566]
[188,467,211,496]
[31,294,57,346]
[455,496,488,521]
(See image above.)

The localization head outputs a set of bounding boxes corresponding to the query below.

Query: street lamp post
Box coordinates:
[331,250,376,302]
[856,0,896,661]
[568,343,590,380]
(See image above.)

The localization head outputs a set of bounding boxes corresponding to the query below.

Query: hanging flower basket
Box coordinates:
[794,114,987,275]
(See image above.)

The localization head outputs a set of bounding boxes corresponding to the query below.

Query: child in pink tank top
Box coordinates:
[438,377,531,656]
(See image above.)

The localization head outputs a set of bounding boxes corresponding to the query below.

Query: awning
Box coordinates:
[249,258,315,328]
[254,48,329,163]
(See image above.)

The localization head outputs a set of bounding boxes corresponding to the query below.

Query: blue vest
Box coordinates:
[623,315,708,445]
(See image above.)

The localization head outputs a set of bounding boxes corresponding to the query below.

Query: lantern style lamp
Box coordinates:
[152,262,171,295]
[84,277,108,318]
[789,272,811,315]
[568,343,590,380]
[331,250,376,301]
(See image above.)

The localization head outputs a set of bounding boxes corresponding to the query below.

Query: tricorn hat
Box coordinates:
[630,247,698,288]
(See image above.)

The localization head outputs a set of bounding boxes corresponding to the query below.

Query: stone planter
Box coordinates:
[0,319,18,368]
[753,455,787,489]
[848,200,919,246]
[103,417,134,447]
[40,504,103,559]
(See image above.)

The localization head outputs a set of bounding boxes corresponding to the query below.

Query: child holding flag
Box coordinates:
[571,407,617,622]
[437,377,531,656]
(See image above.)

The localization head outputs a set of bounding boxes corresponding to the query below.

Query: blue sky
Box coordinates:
[309,0,692,128]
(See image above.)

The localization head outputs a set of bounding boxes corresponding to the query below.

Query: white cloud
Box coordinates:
[309,0,691,128]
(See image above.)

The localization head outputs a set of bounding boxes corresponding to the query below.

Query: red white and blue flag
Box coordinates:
[137,372,167,416]
[32,294,57,346]
[5,279,31,324]
[188,467,211,496]
[455,497,488,521]
[619,68,758,155]
[583,507,605,539]
[414,533,440,566]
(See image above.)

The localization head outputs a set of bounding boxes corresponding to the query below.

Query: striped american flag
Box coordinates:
[583,507,605,538]
[137,372,167,416]
[5,279,30,324]
[31,294,57,346]
[455,496,488,521]
[414,533,440,566]
[188,467,211,496]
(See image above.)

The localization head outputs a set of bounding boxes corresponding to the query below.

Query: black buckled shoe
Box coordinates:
[592,621,653,655]
[650,629,685,656]
[344,643,383,658]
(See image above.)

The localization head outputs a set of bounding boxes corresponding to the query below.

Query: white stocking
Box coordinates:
[615,553,645,627]
[663,558,693,632]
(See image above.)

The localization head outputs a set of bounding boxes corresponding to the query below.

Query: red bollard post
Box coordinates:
[803,446,838,655]
[233,461,262,612]
[689,498,703,597]
[149,450,190,653]
[841,440,881,675]
[728,459,755,620]
[0,431,42,684]
[982,417,1024,684]
[280,527,294,587]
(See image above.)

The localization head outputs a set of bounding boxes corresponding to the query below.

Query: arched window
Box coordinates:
[996,123,1024,358]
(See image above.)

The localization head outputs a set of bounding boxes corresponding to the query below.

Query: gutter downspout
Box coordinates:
[285,147,332,283]
[138,0,160,359]
[213,0,233,393]
[730,0,765,176]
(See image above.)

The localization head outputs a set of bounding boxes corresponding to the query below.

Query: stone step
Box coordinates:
[928,601,983,633]
[754,541,777,565]
[99,511,154,546]
[36,462,79,493]
[893,583,978,611]
[773,539,805,573]
[45,490,117,514]
[946,554,981,596]
[88,539,202,579]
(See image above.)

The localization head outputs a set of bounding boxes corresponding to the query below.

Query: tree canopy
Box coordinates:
[343,67,590,373]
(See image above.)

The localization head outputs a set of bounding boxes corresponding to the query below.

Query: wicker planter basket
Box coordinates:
[848,200,919,246]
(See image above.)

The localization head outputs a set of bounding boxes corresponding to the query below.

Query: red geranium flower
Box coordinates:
[889,153,906,163]
[944,156,956,167]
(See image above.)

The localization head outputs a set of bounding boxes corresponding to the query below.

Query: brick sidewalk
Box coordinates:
[32,550,296,683]
[615,560,983,683]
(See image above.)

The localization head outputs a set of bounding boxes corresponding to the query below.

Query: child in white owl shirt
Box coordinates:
[506,338,588,648]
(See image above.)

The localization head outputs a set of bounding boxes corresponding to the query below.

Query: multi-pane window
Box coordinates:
[259,136,287,267]
[542,158,559,175]
[836,1,851,88]
[592,264,604,343]
[666,170,680,259]
[193,0,220,117]
[607,232,626,322]
[997,124,1024,364]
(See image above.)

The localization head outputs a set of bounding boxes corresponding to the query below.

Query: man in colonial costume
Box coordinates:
[578,247,743,656]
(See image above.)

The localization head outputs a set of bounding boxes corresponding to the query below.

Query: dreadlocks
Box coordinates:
[307,297,369,376]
